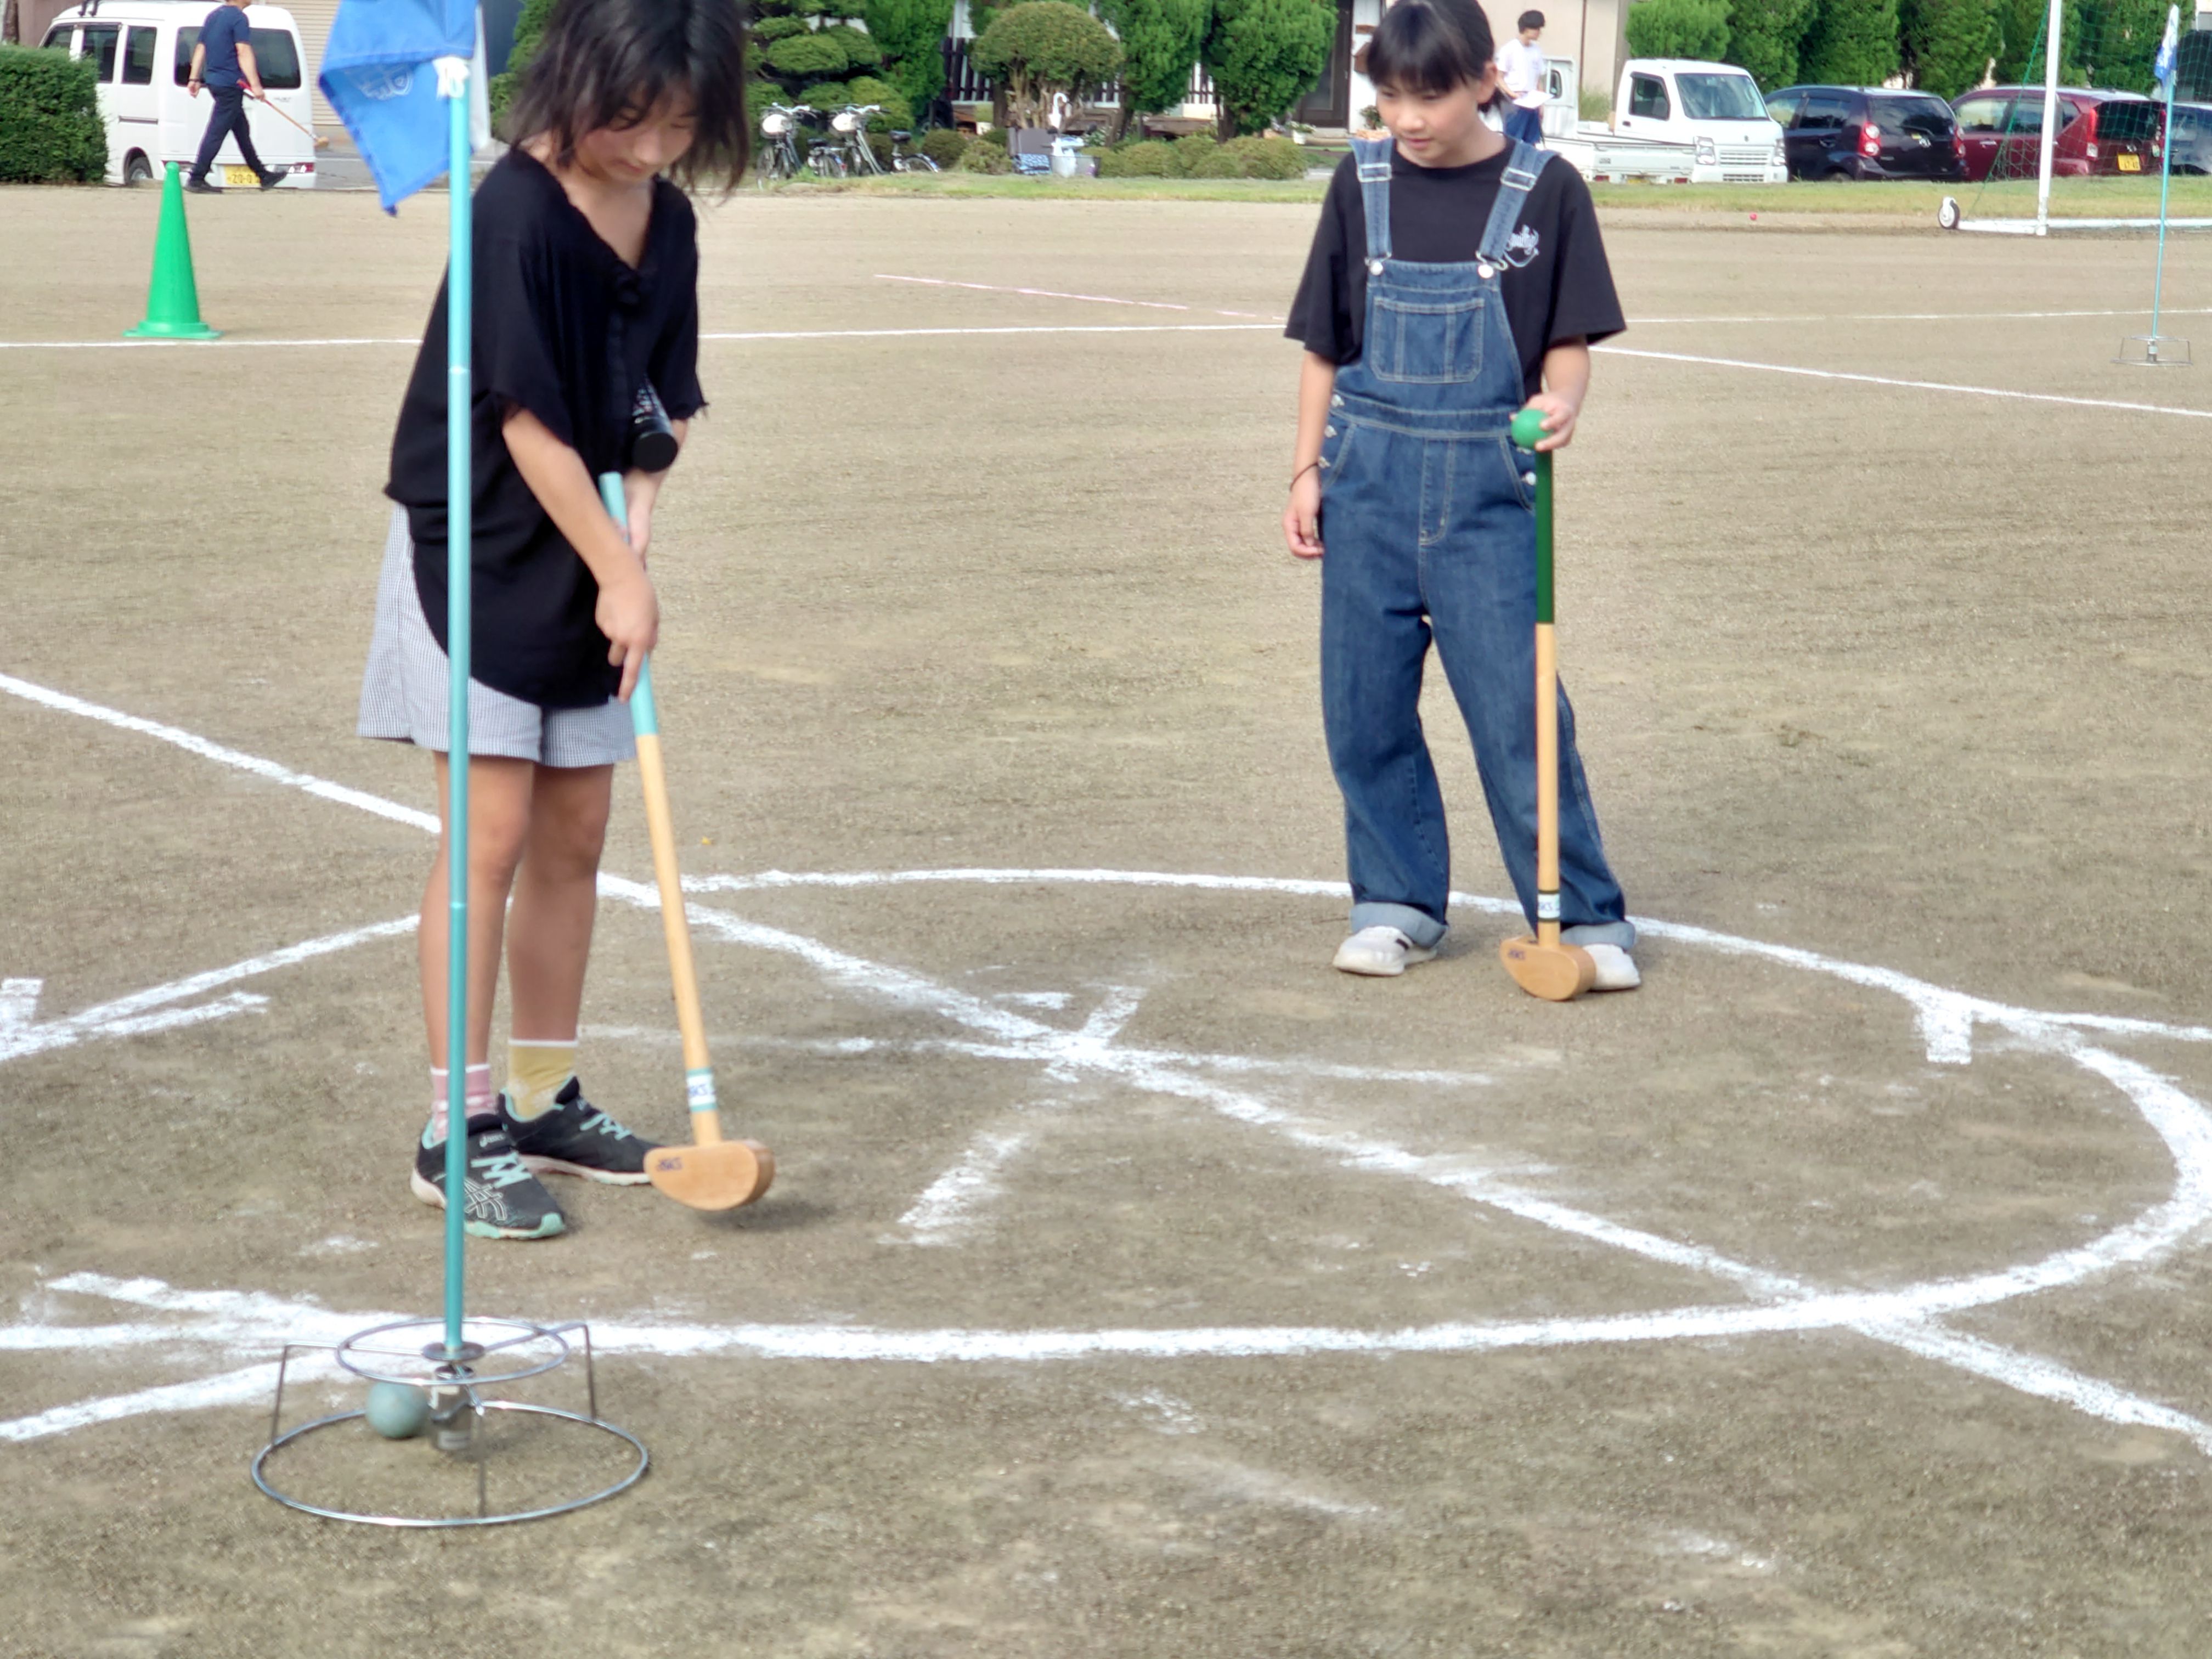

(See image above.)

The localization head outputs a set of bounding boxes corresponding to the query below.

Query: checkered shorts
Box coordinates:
[357,506,635,768]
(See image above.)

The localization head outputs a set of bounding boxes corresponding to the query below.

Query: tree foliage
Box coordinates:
[1797,0,1900,83]
[1096,0,1211,117]
[1723,0,1812,86]
[971,1,1123,126]
[490,0,560,128]
[1624,0,1732,61]
[2077,0,2165,91]
[864,0,956,121]
[1200,0,1332,137]
[1900,0,1993,95]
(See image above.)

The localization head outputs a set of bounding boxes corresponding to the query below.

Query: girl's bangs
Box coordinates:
[1367,2,1483,95]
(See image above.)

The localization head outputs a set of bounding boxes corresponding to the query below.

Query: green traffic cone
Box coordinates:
[125,163,221,341]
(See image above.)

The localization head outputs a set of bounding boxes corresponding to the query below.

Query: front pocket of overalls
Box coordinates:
[1318,416,1358,494]
[1369,295,1486,384]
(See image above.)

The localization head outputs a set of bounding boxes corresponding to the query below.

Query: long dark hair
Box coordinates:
[505,0,751,193]
[1365,0,1500,102]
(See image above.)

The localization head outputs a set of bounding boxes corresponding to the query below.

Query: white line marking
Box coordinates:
[0,337,416,352]
[0,673,439,833]
[9,678,2212,1452]
[1633,306,2212,325]
[1594,344,2212,420]
[896,1125,1038,1245]
[702,323,1279,341]
[0,921,414,1066]
[14,1271,2212,1455]
[875,273,1284,322]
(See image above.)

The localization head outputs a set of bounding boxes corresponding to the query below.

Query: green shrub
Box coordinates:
[921,127,972,165]
[1797,0,1900,83]
[753,15,812,41]
[1188,143,1246,176]
[798,79,853,109]
[971,2,1123,128]
[1230,133,1308,178]
[820,22,883,69]
[1169,131,1216,174]
[766,29,851,79]
[956,135,1014,170]
[1094,0,1210,117]
[843,73,913,127]
[1200,0,1334,136]
[865,0,956,119]
[976,123,1011,145]
[747,79,786,132]
[0,43,104,183]
[1623,0,1731,60]
[1093,136,1173,174]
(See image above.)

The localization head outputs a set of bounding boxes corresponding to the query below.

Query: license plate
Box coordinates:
[223,164,257,186]
[2118,153,2142,172]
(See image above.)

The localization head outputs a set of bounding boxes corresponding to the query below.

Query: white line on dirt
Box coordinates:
[8,676,2212,1453]
[702,324,1279,341]
[1633,307,2212,325]
[876,274,1284,322]
[1594,345,2212,420]
[896,1125,1039,1245]
[0,337,417,351]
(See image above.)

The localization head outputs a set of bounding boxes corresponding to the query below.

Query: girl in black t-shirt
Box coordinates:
[1280,0,1638,988]
[357,0,750,1240]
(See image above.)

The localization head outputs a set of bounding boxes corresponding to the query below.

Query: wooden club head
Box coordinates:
[647,1139,776,1211]
[1498,935,1597,1002]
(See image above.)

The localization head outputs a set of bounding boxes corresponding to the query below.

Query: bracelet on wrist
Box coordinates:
[1289,460,1320,488]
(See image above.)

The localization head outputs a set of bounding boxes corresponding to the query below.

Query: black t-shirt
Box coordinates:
[198,5,250,87]
[1286,145,1626,397]
[387,148,704,708]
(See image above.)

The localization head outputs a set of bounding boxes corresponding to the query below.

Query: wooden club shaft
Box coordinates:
[634,727,724,1146]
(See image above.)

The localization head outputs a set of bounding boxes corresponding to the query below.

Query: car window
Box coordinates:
[1765,91,1803,126]
[1628,73,1670,120]
[2004,97,2046,136]
[1678,73,1765,120]
[122,26,158,86]
[81,22,120,81]
[173,27,304,89]
[40,25,74,50]
[2095,99,2158,142]
[1871,96,1952,138]
[1800,93,1851,130]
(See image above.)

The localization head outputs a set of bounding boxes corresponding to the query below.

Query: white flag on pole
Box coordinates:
[2154,3,2180,86]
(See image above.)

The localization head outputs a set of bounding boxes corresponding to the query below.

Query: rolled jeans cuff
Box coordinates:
[1562,919,1637,950]
[1348,901,1449,950]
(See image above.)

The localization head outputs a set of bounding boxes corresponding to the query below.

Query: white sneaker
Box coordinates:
[1333,926,1439,977]
[1583,943,1641,991]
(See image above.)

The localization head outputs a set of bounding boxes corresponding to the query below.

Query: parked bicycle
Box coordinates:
[889,129,940,172]
[815,104,887,177]
[757,103,815,186]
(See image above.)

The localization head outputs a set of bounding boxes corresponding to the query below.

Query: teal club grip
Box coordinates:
[1510,409,1554,628]
[596,471,659,734]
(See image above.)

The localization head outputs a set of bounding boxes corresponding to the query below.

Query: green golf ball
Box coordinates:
[364,1381,429,1440]
[1509,408,1548,450]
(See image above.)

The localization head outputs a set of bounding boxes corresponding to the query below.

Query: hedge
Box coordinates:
[1624,0,1731,61]
[0,43,105,184]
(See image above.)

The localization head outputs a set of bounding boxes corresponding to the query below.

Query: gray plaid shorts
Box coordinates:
[357,506,635,768]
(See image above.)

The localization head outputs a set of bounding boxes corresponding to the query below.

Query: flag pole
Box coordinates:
[441,55,472,1362]
[2152,5,2179,349]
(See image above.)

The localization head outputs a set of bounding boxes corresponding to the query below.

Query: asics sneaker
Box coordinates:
[1332,926,1440,977]
[500,1078,659,1185]
[411,1113,566,1240]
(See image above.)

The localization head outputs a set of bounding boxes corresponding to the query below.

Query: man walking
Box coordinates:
[184,0,287,193]
[1496,10,1548,148]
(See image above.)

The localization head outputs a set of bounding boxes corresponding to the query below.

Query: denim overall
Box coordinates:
[1318,136,1632,951]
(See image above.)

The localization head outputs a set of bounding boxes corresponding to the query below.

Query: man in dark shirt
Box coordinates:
[184,0,287,193]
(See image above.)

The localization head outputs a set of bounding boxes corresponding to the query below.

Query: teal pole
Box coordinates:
[442,80,473,1360]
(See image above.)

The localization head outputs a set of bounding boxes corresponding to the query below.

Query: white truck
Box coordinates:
[1534,57,1787,185]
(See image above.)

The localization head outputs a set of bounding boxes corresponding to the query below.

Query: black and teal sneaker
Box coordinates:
[500,1078,660,1186]
[411,1114,566,1240]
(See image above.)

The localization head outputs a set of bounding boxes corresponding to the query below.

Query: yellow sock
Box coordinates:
[505,1037,577,1121]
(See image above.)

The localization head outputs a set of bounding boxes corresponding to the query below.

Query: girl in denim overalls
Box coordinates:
[1283,0,1637,988]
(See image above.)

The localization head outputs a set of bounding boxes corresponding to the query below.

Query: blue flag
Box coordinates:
[320,0,490,212]
[2154,3,2180,86]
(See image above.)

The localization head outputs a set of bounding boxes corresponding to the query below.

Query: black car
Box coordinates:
[1764,86,1967,181]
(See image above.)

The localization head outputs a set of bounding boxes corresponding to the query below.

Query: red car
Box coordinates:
[1950,87,2163,182]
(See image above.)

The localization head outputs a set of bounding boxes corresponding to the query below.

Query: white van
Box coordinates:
[39,1,317,189]
[1610,59,1786,183]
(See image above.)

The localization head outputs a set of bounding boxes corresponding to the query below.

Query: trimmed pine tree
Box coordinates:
[1798,0,1902,84]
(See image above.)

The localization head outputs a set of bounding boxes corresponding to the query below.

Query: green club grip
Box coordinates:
[1510,408,1553,627]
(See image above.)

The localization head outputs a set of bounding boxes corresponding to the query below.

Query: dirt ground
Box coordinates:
[5,183,2212,1659]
